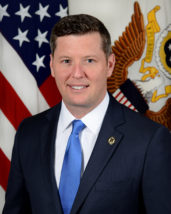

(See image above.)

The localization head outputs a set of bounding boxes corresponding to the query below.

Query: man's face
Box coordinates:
[50,32,115,117]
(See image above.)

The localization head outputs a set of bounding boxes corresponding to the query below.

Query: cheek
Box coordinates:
[53,69,70,89]
[52,64,67,79]
[95,66,110,81]
[90,72,108,91]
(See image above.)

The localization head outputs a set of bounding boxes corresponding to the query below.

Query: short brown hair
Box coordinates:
[50,14,112,57]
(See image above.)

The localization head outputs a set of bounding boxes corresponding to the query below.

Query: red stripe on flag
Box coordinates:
[0,72,31,130]
[114,91,122,99]
[118,95,125,103]
[128,104,132,108]
[0,149,10,191]
[123,99,128,105]
[39,75,61,107]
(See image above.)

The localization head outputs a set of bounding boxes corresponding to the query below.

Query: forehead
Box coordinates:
[55,32,103,50]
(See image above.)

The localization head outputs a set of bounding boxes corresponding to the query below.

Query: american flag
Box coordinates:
[0,0,68,210]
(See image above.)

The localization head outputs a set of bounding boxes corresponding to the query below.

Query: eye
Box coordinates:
[87,58,94,63]
[63,59,70,64]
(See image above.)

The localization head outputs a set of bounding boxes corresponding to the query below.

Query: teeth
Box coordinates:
[71,86,85,90]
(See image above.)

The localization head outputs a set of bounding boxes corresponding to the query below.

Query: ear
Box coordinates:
[107,53,115,78]
[50,54,55,77]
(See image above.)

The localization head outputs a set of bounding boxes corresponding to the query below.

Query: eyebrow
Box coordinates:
[57,56,71,60]
[82,55,98,59]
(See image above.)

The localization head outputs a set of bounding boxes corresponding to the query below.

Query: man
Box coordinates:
[3,14,171,214]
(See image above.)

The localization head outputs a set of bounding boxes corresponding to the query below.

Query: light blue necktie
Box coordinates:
[59,120,85,214]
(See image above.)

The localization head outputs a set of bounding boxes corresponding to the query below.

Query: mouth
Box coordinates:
[67,84,89,91]
[71,85,87,90]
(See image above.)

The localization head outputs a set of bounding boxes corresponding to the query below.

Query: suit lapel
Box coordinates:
[40,104,63,213]
[71,96,125,214]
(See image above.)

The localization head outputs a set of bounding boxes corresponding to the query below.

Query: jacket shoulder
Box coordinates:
[17,103,61,132]
[109,95,167,133]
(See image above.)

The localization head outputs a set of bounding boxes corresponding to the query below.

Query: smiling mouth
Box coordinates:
[68,85,89,90]
[71,86,86,90]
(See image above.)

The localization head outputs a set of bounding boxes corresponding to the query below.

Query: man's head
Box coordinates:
[50,14,115,118]
[50,14,112,59]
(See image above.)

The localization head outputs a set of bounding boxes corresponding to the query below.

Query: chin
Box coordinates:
[70,101,89,107]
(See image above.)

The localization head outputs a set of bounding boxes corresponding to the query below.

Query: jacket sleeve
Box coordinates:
[142,126,171,213]
[2,124,32,214]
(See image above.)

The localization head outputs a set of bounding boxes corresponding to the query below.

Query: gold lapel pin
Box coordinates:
[108,137,115,145]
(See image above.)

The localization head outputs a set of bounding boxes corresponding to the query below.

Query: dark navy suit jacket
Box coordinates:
[3,95,171,214]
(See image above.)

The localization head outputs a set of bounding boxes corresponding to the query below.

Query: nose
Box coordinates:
[71,62,85,79]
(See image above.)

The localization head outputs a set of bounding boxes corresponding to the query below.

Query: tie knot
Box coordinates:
[72,120,85,135]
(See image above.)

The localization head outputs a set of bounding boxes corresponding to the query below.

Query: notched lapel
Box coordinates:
[40,105,60,184]
[40,105,63,214]
[71,97,125,214]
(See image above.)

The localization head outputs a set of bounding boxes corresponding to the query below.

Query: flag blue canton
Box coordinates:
[0,0,68,87]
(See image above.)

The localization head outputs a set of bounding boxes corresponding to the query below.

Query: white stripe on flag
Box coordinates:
[113,89,137,112]
[0,186,5,213]
[0,33,49,115]
[113,88,121,97]
[116,94,124,102]
[120,97,127,104]
[124,101,131,107]
[0,111,16,160]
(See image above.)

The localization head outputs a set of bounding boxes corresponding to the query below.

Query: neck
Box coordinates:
[65,105,94,119]
[64,93,108,119]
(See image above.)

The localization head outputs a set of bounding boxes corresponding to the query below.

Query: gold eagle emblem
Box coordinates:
[107,1,171,130]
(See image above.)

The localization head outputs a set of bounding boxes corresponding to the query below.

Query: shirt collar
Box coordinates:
[82,93,109,134]
[58,101,75,133]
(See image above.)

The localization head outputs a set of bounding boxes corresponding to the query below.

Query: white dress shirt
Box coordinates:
[54,93,109,188]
